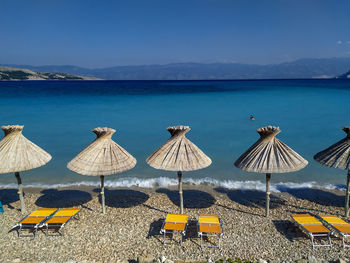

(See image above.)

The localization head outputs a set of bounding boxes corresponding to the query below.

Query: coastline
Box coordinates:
[0,177,346,193]
[1,185,349,262]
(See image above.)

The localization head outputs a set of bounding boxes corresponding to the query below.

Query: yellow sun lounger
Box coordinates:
[291,214,332,249]
[197,214,223,248]
[160,214,189,245]
[39,208,81,236]
[319,214,350,248]
[13,208,57,237]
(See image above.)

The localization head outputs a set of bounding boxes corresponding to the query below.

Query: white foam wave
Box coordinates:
[0,177,345,192]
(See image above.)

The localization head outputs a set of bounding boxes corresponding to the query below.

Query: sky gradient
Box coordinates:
[1,0,350,68]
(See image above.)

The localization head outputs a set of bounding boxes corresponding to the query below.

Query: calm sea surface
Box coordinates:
[0,79,350,191]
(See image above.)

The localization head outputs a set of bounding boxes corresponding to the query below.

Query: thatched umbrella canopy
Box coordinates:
[0,125,52,213]
[146,125,212,213]
[234,126,308,217]
[314,127,350,217]
[67,127,136,213]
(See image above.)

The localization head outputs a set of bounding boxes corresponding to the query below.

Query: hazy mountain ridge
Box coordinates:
[0,66,100,80]
[2,57,350,80]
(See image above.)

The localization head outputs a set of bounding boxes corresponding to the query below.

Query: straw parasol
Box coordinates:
[234,126,308,217]
[314,127,350,217]
[67,127,136,213]
[0,125,52,213]
[146,125,212,214]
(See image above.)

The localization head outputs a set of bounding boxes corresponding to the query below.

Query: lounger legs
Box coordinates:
[199,233,221,248]
[18,225,37,238]
[162,230,183,245]
[45,224,65,236]
[328,234,333,248]
[310,233,332,249]
[342,235,350,248]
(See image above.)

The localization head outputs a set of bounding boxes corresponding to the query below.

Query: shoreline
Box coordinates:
[1,182,347,196]
[1,185,349,262]
[0,177,347,193]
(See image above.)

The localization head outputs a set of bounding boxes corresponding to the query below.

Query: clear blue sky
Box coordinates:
[1,0,350,68]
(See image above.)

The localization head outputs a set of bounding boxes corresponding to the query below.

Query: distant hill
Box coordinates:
[338,70,350,79]
[3,57,350,80]
[0,66,100,80]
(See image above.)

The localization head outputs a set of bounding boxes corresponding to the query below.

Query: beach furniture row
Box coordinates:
[12,208,81,237]
[161,213,349,249]
[291,213,350,249]
[13,209,223,248]
[11,208,350,249]
[160,213,223,248]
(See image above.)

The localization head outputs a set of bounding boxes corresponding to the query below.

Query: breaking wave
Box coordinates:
[0,177,345,192]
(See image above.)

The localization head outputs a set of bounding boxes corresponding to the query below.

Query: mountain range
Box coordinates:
[0,66,99,81]
[2,57,350,80]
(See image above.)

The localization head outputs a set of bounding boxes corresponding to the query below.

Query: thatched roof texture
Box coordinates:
[0,125,52,173]
[314,127,350,170]
[234,126,308,173]
[67,127,136,176]
[146,125,212,171]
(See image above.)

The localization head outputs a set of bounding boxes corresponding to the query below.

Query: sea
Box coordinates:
[0,79,349,192]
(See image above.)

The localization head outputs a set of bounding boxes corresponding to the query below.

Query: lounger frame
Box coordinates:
[13,215,44,237]
[13,209,57,238]
[40,209,81,237]
[160,214,188,246]
[319,215,350,248]
[197,215,224,248]
[341,234,349,248]
[291,214,332,249]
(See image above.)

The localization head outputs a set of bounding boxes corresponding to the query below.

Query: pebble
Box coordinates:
[0,186,348,262]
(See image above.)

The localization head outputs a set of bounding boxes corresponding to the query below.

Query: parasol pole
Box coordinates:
[178,171,184,214]
[266,173,271,217]
[15,172,25,213]
[100,175,105,214]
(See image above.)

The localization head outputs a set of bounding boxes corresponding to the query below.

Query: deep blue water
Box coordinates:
[0,79,350,191]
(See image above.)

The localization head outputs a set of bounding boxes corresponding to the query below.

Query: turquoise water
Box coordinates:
[0,80,349,190]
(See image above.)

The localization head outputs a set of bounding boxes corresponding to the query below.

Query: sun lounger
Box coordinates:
[0,201,4,213]
[39,208,81,236]
[197,214,223,248]
[291,214,332,249]
[160,213,188,245]
[13,208,57,237]
[319,214,350,248]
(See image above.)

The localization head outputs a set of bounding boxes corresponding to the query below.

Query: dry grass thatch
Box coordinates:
[67,127,136,176]
[314,127,350,170]
[0,125,52,173]
[234,126,308,173]
[146,125,212,171]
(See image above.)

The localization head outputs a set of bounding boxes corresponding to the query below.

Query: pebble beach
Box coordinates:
[0,185,349,263]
